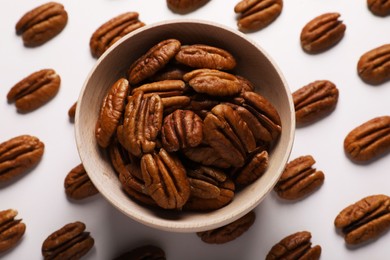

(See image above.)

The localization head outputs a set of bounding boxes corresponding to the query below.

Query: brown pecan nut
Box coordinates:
[68,101,77,122]
[183,69,242,97]
[234,0,283,32]
[95,78,129,148]
[184,165,235,211]
[232,149,269,186]
[15,2,68,47]
[0,135,44,183]
[203,104,257,168]
[266,231,322,260]
[293,80,339,126]
[274,155,325,200]
[113,244,166,260]
[167,0,210,14]
[344,116,390,163]
[64,163,99,200]
[357,44,390,85]
[197,211,255,244]
[235,91,281,147]
[117,91,163,157]
[132,79,187,98]
[175,44,237,70]
[140,148,190,209]
[368,0,390,16]
[7,69,61,113]
[300,12,346,54]
[128,39,181,85]
[334,194,390,245]
[161,109,203,152]
[182,144,232,169]
[90,12,145,58]
[42,221,94,260]
[0,209,26,253]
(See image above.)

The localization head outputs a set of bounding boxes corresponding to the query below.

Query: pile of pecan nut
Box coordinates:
[95,38,282,211]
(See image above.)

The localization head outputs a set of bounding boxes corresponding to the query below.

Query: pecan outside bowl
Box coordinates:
[75,19,295,233]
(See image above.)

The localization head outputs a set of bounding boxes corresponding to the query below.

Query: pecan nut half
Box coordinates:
[232,149,269,186]
[95,78,129,148]
[15,2,68,47]
[175,44,237,70]
[167,0,210,14]
[128,39,181,85]
[68,101,77,122]
[90,12,145,58]
[357,44,390,85]
[161,109,203,152]
[266,231,321,260]
[344,116,390,163]
[203,104,256,168]
[113,244,166,260]
[117,91,163,157]
[184,165,235,211]
[293,80,339,126]
[42,221,94,260]
[197,211,255,244]
[183,69,242,97]
[0,209,26,253]
[64,163,99,200]
[274,155,325,200]
[234,0,283,32]
[141,148,190,209]
[334,194,390,245]
[235,91,282,148]
[7,69,61,113]
[182,144,232,169]
[300,12,346,54]
[367,0,390,16]
[0,135,44,183]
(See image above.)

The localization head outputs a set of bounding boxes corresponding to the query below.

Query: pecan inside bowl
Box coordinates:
[75,19,294,233]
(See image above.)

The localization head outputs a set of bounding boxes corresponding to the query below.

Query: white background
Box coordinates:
[1,1,390,259]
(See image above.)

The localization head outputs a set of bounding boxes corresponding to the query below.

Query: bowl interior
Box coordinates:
[75,19,295,233]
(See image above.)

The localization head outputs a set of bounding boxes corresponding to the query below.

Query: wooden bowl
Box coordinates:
[75,19,295,233]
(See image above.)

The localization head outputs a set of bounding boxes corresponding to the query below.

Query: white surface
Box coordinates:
[1,1,389,259]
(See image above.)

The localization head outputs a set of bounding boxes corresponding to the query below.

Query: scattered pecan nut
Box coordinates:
[90,12,145,58]
[64,163,99,200]
[113,244,166,260]
[128,39,181,85]
[95,78,129,148]
[140,148,190,209]
[357,44,390,85]
[0,135,44,183]
[293,80,339,126]
[274,155,325,200]
[7,69,61,113]
[197,211,255,244]
[300,12,346,54]
[266,231,321,259]
[15,2,68,47]
[42,221,94,260]
[334,194,390,245]
[167,0,210,14]
[344,116,390,163]
[0,209,26,253]
[367,0,390,16]
[68,101,77,122]
[234,0,283,32]
[175,44,237,70]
